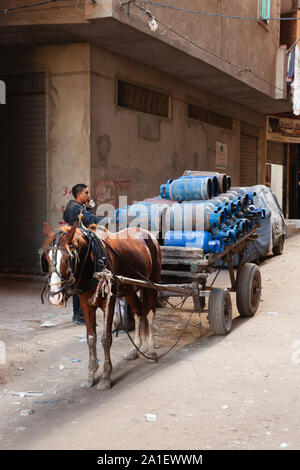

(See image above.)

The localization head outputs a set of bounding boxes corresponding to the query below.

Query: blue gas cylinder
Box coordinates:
[165,203,225,232]
[177,175,220,197]
[160,176,213,202]
[164,230,224,253]
[115,202,169,232]
[212,225,237,245]
[211,197,234,217]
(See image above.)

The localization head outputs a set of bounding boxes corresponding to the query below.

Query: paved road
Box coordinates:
[0,234,300,450]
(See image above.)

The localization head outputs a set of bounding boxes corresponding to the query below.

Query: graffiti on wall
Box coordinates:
[58,181,133,225]
[96,179,133,206]
[58,186,73,225]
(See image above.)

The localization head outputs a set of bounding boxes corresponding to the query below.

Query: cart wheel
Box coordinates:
[272,235,284,256]
[156,296,169,308]
[236,263,261,317]
[208,288,232,335]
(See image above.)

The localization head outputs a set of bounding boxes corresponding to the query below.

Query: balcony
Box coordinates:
[0,0,293,114]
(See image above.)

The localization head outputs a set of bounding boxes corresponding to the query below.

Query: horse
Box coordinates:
[41,221,161,391]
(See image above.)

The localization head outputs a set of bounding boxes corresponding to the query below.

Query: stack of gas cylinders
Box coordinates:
[115,170,265,254]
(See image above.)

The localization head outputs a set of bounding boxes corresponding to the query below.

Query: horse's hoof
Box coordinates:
[124,349,139,361]
[147,351,158,361]
[81,378,95,388]
[97,378,112,391]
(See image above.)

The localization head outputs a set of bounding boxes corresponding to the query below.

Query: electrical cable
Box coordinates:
[143,1,300,21]
[1,0,289,96]
[133,2,288,96]
[0,0,73,15]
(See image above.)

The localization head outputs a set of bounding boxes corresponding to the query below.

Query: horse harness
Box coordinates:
[41,227,188,363]
[41,228,107,304]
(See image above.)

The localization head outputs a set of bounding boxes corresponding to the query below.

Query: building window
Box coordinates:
[187,103,233,130]
[259,0,271,21]
[117,79,170,118]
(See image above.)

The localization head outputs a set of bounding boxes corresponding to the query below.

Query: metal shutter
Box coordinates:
[0,72,46,274]
[240,134,258,186]
[267,141,285,165]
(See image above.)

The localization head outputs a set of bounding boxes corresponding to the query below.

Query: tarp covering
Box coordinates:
[231,185,286,265]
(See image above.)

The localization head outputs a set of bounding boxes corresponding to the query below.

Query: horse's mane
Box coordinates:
[59,225,87,249]
[88,223,109,233]
[59,223,111,248]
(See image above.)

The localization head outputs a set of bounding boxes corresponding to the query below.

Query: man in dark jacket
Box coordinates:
[63,183,105,227]
[63,183,106,324]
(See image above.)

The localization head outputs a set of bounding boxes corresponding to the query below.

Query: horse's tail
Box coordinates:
[143,231,161,284]
[139,288,149,340]
[142,232,161,314]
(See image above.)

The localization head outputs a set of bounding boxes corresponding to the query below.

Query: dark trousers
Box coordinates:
[72,294,84,318]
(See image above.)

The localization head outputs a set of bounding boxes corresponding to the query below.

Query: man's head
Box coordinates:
[72,184,90,205]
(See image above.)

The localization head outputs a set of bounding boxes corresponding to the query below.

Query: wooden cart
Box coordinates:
[158,225,262,335]
[94,226,262,336]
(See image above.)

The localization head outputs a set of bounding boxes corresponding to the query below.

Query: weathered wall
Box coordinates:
[112,0,281,99]
[0,40,267,228]
[0,1,282,100]
[91,45,265,208]
[0,43,91,227]
[0,0,86,25]
[281,0,295,13]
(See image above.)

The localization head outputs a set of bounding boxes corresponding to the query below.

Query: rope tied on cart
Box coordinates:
[111,272,198,361]
[94,250,201,362]
[94,226,262,361]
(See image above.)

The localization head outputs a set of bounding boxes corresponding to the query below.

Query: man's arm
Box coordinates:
[81,207,103,226]
[68,204,101,226]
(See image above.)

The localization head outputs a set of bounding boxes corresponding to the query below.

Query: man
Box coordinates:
[63,183,106,227]
[63,183,106,324]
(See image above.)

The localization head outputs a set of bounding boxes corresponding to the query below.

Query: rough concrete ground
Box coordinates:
[0,234,300,450]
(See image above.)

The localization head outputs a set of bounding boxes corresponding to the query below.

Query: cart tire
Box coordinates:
[236,263,261,317]
[156,297,169,308]
[272,235,284,256]
[208,288,232,335]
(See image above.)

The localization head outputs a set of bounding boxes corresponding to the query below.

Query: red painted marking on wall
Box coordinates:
[62,187,72,196]
[96,179,133,204]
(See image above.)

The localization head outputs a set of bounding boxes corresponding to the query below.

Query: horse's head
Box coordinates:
[41,222,79,307]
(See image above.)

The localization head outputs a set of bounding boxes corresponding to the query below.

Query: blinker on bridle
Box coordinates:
[41,211,107,305]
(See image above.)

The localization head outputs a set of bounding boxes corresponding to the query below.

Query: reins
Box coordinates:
[100,238,198,362]
[101,238,160,292]
[41,231,79,304]
[40,228,96,304]
[41,220,199,362]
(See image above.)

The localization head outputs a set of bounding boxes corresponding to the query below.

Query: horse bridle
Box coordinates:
[41,231,80,304]
[41,227,108,304]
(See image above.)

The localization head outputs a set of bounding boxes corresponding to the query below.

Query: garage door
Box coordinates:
[267,141,285,165]
[240,134,258,186]
[0,72,46,274]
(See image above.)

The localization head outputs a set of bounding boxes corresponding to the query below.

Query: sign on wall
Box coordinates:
[216,142,228,169]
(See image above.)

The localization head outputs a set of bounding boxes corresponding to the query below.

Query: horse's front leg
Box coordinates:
[79,293,99,388]
[97,296,115,391]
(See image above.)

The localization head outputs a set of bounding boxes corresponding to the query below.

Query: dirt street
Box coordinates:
[0,234,300,450]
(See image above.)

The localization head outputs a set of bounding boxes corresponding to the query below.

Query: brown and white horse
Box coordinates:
[41,222,161,391]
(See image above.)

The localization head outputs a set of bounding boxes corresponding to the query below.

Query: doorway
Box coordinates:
[289,144,300,219]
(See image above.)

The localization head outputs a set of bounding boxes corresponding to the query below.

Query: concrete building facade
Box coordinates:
[0,0,294,272]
